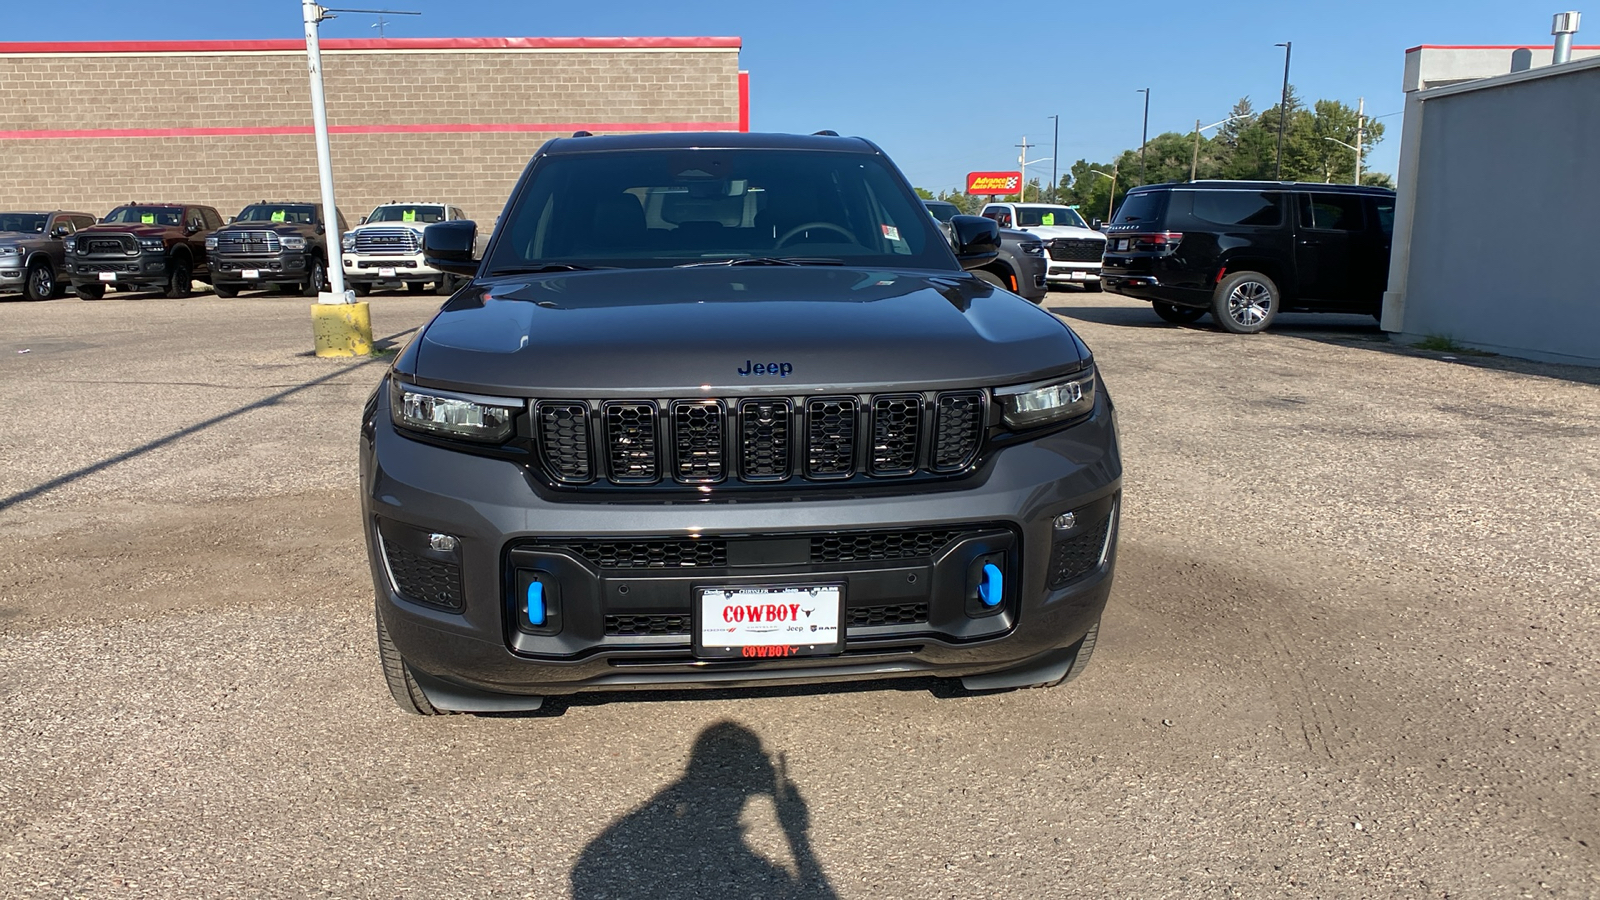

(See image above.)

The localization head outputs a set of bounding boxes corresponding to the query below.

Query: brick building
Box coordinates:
[0,37,748,224]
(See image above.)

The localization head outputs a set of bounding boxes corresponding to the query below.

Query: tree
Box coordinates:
[913,187,934,200]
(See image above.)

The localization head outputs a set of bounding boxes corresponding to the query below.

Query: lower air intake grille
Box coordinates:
[1047,514,1112,588]
[805,397,858,478]
[846,603,929,627]
[548,539,728,569]
[932,391,984,471]
[605,401,659,482]
[383,541,463,610]
[811,529,963,563]
[606,614,691,636]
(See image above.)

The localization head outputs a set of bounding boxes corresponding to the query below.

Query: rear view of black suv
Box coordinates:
[1101,182,1395,333]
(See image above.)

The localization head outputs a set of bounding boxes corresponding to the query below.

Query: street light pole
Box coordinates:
[1354,96,1364,184]
[1048,115,1059,203]
[1091,166,1117,221]
[1275,41,1292,179]
[1016,136,1032,202]
[302,0,348,302]
[1191,114,1248,181]
[1136,88,1150,186]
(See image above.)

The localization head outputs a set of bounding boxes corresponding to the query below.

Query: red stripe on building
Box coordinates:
[0,122,742,140]
[0,36,741,54]
[738,71,750,133]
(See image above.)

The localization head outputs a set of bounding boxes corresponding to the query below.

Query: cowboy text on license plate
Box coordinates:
[697,585,842,659]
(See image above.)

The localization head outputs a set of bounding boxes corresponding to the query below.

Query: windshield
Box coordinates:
[1016,206,1087,228]
[485,148,946,272]
[368,205,446,224]
[0,213,48,234]
[102,206,183,226]
[236,204,317,224]
[924,201,959,223]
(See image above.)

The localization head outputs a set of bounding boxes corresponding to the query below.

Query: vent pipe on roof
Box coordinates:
[1552,11,1582,63]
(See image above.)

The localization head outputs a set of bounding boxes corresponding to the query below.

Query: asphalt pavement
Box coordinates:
[0,287,1595,898]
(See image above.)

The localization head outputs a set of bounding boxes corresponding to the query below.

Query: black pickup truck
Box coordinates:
[208,202,347,297]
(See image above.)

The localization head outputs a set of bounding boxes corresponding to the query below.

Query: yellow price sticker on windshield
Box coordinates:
[402,210,416,222]
[140,214,155,224]
[271,210,286,222]
[1041,213,1055,225]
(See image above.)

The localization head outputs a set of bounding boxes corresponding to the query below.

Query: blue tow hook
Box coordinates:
[526,581,547,626]
[979,563,1004,608]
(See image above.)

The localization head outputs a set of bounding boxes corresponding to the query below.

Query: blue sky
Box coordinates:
[10,2,1576,191]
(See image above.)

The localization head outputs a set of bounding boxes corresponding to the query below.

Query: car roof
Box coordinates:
[1,210,90,216]
[540,131,878,155]
[1130,180,1395,196]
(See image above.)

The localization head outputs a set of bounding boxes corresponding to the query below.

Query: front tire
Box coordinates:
[375,606,450,716]
[434,274,458,296]
[1030,621,1101,689]
[352,282,372,297]
[212,282,239,298]
[1211,271,1280,334]
[165,258,193,299]
[75,282,105,300]
[1083,280,1103,293]
[974,269,1008,290]
[24,261,56,301]
[1152,300,1207,324]
[301,256,327,298]
[407,281,427,295]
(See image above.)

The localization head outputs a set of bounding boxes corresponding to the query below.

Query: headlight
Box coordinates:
[996,367,1096,429]
[63,238,77,252]
[341,234,356,252]
[1019,241,1044,257]
[139,238,164,252]
[0,245,20,256]
[281,235,307,251]
[390,381,517,443]
[204,236,218,251]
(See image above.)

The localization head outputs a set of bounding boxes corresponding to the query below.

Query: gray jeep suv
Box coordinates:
[363,132,1122,714]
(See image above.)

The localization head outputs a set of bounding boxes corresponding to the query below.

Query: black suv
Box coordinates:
[208,202,348,297]
[361,132,1122,714]
[65,204,223,299]
[924,200,1047,303]
[1101,181,1396,333]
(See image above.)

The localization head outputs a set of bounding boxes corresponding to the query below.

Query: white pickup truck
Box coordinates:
[341,202,473,295]
[980,202,1108,292]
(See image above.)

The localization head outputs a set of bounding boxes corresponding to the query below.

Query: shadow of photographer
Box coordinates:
[570,720,836,899]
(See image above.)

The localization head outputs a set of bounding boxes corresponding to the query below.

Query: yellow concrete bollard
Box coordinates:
[311,302,373,357]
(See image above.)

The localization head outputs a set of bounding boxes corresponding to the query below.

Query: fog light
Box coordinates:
[1053,512,1077,531]
[428,533,459,552]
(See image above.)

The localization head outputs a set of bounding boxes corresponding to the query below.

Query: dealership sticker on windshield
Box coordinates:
[881,224,901,242]
[696,584,843,658]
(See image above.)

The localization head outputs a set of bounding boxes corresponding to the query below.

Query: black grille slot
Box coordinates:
[811,529,963,563]
[1047,238,1105,263]
[847,603,929,627]
[549,539,728,569]
[870,394,922,476]
[738,399,792,481]
[932,392,984,472]
[1047,514,1112,588]
[82,237,134,256]
[604,401,659,483]
[535,401,592,483]
[805,397,858,478]
[382,541,463,610]
[606,614,691,636]
[672,400,726,483]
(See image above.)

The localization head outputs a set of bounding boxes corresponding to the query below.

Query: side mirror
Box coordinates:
[948,215,1000,271]
[316,223,326,235]
[1090,218,1103,231]
[51,225,70,238]
[185,222,201,234]
[423,220,480,276]
[358,215,368,225]
[225,216,235,225]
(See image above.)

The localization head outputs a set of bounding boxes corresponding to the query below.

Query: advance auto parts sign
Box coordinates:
[967,171,1023,195]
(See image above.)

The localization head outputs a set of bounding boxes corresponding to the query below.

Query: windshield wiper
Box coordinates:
[674,256,843,268]
[484,263,609,276]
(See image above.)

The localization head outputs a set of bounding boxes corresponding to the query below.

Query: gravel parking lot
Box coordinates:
[1,288,1596,898]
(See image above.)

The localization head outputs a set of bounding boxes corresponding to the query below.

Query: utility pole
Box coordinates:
[303,1,348,302]
[1353,96,1364,184]
[1275,41,1292,179]
[1016,136,1034,202]
[1048,115,1059,203]
[1136,88,1150,185]
[1191,119,1201,183]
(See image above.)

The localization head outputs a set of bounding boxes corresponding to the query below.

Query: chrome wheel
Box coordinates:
[1227,280,1272,327]
[25,264,53,301]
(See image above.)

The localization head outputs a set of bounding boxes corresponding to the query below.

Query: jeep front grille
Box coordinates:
[1047,238,1105,263]
[214,230,282,255]
[352,228,420,255]
[528,391,985,488]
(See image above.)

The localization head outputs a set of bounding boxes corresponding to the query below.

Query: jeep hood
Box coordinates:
[403,267,1088,395]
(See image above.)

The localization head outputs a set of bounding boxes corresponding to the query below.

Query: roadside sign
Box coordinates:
[967,171,1023,195]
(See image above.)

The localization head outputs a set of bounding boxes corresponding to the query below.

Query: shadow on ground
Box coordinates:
[569,721,837,899]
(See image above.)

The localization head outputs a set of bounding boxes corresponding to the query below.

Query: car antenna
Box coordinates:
[813,130,839,136]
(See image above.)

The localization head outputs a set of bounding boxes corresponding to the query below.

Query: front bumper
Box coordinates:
[0,261,25,291]
[361,384,1123,702]
[66,254,172,289]
[343,253,439,284]
[1046,262,1102,284]
[212,253,309,285]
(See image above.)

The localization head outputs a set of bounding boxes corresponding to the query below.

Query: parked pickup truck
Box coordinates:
[207,201,347,297]
[341,202,474,295]
[0,210,99,300]
[64,203,223,299]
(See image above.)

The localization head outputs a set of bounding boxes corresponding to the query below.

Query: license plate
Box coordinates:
[242,269,260,279]
[98,272,116,282]
[696,584,843,659]
[1070,271,1086,280]
[378,267,397,278]
[1113,239,1129,251]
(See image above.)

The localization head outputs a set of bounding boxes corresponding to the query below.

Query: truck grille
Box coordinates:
[533,391,986,488]
[214,230,281,255]
[81,236,135,256]
[353,227,420,255]
[1047,239,1105,263]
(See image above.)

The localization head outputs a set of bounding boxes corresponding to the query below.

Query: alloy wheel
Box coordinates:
[1227,281,1273,327]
